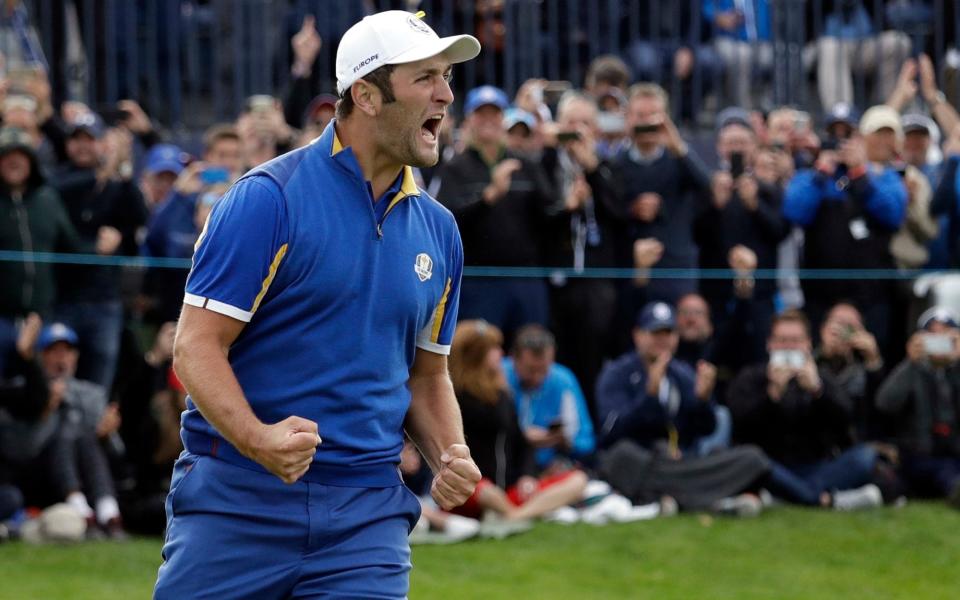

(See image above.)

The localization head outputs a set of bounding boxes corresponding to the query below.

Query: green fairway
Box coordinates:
[1,503,958,599]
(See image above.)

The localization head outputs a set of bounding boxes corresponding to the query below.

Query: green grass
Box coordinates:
[2,503,959,599]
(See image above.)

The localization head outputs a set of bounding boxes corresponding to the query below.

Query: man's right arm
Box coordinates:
[174,304,319,484]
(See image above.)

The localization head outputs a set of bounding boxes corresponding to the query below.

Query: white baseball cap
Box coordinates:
[335,10,481,96]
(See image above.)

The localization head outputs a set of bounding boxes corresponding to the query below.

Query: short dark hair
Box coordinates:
[202,124,240,154]
[585,55,631,90]
[336,64,397,120]
[512,324,556,355]
[771,309,811,339]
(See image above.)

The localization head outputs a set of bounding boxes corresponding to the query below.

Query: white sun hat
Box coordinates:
[335,10,481,96]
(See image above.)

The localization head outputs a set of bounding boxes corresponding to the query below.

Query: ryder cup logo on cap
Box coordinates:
[336,10,481,96]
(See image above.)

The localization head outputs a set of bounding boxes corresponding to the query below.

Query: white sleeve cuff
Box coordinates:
[184,293,253,322]
[416,338,451,355]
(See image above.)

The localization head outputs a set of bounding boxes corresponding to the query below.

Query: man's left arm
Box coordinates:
[405,349,481,511]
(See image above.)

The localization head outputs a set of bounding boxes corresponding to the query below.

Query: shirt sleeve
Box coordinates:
[183,176,289,322]
[416,223,463,355]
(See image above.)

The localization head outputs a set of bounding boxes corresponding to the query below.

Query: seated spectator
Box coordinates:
[502,324,596,471]
[727,309,884,510]
[435,86,556,342]
[703,0,773,109]
[595,301,770,514]
[815,1,911,110]
[448,320,588,526]
[783,105,907,345]
[876,307,960,506]
[0,318,125,538]
[816,301,885,440]
[611,83,711,306]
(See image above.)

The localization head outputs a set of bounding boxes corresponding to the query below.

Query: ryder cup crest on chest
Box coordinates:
[414,253,433,282]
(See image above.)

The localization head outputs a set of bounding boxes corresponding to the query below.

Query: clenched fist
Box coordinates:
[430,444,481,510]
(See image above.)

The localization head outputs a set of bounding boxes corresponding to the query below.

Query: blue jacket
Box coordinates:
[595,351,717,452]
[823,4,874,40]
[783,167,906,231]
[503,358,596,468]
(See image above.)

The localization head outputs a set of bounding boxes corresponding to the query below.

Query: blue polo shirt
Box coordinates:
[180,122,463,487]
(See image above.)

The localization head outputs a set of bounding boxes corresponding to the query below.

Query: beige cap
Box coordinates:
[859,105,903,139]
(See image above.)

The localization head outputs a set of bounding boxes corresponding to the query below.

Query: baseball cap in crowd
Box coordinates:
[0,127,35,157]
[824,102,860,129]
[464,85,509,115]
[859,105,902,139]
[636,302,676,332]
[917,306,960,331]
[715,106,752,133]
[503,107,536,133]
[335,10,480,96]
[144,144,187,176]
[36,323,79,352]
[902,113,937,137]
[66,111,105,139]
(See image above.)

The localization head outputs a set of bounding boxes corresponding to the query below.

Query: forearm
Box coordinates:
[405,373,465,473]
[173,337,263,457]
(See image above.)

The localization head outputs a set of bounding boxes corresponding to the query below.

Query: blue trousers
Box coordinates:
[54,300,124,391]
[154,454,421,599]
[765,444,878,506]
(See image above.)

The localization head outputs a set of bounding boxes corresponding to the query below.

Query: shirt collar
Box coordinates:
[628,144,665,164]
[320,120,421,203]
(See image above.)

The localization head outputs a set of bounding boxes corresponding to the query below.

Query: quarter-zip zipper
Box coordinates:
[11,192,34,309]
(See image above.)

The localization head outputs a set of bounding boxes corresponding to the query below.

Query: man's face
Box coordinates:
[41,342,79,380]
[768,320,811,354]
[141,171,177,205]
[558,99,597,135]
[513,347,554,390]
[865,128,897,163]
[468,104,505,148]
[766,109,795,143]
[506,124,535,154]
[0,150,31,188]
[66,131,100,169]
[902,131,930,168]
[716,124,756,165]
[676,295,712,343]
[634,328,678,362]
[376,56,454,168]
[204,138,243,174]
[626,95,665,147]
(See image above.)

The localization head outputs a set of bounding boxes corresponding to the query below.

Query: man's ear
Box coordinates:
[351,80,381,117]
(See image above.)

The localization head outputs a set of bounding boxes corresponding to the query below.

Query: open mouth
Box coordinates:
[421,114,442,142]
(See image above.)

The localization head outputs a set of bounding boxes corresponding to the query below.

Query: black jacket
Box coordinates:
[876,360,960,457]
[727,363,854,464]
[458,388,536,489]
[436,146,556,267]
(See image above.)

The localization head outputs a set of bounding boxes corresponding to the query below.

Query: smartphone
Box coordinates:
[98,106,131,127]
[557,131,581,143]
[633,123,660,135]
[730,152,745,179]
[246,94,275,113]
[200,167,231,185]
[923,333,954,356]
[548,419,564,432]
[597,111,625,134]
[794,111,810,133]
[770,349,806,369]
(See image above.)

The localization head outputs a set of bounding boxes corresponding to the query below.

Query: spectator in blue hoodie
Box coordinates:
[784,104,907,349]
[503,324,595,471]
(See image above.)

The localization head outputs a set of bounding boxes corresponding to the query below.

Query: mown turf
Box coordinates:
[1,503,958,599]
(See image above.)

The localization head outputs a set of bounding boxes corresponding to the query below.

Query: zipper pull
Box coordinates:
[376,223,383,239]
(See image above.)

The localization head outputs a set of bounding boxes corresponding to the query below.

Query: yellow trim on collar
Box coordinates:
[331,130,345,156]
[384,166,420,216]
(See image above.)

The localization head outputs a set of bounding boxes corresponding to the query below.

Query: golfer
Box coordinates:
[154,10,481,599]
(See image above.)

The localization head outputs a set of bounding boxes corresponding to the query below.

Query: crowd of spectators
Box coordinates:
[3,2,960,545]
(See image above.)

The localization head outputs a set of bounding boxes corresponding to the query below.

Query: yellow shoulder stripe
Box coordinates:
[251,243,289,313]
[430,277,452,343]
